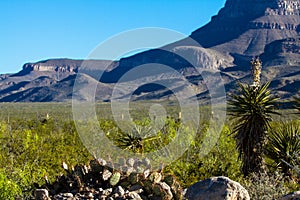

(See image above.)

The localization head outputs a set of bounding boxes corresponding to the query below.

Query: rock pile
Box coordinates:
[35,158,182,200]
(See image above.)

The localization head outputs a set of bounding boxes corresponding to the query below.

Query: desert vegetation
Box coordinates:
[0,61,299,199]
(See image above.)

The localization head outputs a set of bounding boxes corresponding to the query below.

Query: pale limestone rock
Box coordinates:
[282,191,300,200]
[184,176,250,200]
[35,189,51,200]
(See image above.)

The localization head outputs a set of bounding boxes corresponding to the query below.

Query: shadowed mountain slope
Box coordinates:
[1,0,300,102]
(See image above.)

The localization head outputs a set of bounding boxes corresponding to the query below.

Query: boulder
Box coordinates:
[34,189,50,200]
[282,191,300,200]
[53,193,74,200]
[184,176,250,200]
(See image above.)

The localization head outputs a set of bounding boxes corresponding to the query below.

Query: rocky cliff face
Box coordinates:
[1,0,300,102]
[260,37,300,66]
[22,59,81,73]
[219,0,300,19]
[265,37,300,54]
[191,0,300,55]
[19,59,115,79]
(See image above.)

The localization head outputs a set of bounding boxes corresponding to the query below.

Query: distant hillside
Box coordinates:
[1,0,300,102]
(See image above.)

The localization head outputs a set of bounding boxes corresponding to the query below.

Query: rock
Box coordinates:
[133,160,143,169]
[184,176,250,200]
[127,191,143,199]
[127,158,135,167]
[53,192,74,200]
[163,175,176,187]
[73,165,85,180]
[35,189,50,200]
[89,159,103,173]
[171,46,224,69]
[118,158,126,166]
[121,166,134,175]
[143,180,155,194]
[192,0,300,53]
[129,173,139,185]
[164,175,182,199]
[153,182,173,200]
[149,172,162,183]
[102,188,113,196]
[141,158,151,167]
[102,169,112,181]
[114,185,125,197]
[98,158,107,166]
[143,169,150,179]
[282,191,300,200]
[129,184,143,192]
[99,195,107,200]
[86,192,94,199]
[135,166,145,174]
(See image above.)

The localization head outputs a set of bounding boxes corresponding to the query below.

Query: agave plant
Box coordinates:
[265,121,300,176]
[228,58,279,176]
[115,125,160,154]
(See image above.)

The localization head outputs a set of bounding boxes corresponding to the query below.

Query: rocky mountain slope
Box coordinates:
[1,0,300,102]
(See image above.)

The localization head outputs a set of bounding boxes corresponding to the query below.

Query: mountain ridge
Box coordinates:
[1,0,300,102]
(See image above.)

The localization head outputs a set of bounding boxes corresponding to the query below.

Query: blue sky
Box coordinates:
[0,0,226,74]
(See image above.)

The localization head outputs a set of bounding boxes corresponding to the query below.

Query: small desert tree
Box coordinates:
[228,58,279,176]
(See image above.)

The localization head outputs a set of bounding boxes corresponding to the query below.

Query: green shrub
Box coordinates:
[241,172,289,200]
[0,170,21,200]
[0,119,91,199]
[164,125,241,188]
[0,102,299,198]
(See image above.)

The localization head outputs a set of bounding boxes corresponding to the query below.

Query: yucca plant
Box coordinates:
[265,121,300,176]
[228,58,279,176]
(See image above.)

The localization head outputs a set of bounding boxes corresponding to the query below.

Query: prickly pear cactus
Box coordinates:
[36,158,183,200]
[142,180,155,194]
[109,172,121,186]
[129,173,139,185]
